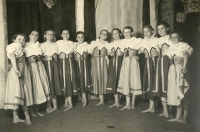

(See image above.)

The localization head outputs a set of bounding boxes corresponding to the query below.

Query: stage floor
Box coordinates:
[0,96,199,132]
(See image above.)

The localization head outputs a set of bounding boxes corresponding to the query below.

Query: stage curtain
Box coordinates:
[95,0,143,38]
[143,0,150,26]
[7,0,76,43]
[84,0,96,43]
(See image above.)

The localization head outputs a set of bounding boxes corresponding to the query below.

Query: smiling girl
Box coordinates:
[74,31,92,107]
[106,28,123,108]
[56,29,78,111]
[4,34,33,125]
[117,26,142,110]
[140,25,159,113]
[90,29,110,106]
[24,30,51,117]
[41,30,63,113]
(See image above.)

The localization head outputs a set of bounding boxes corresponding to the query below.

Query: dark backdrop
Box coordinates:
[173,0,200,92]
[6,0,96,43]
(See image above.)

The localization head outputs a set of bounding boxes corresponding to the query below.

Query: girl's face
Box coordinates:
[29,31,39,42]
[112,30,120,40]
[157,25,169,37]
[61,30,70,40]
[123,29,132,39]
[170,33,181,44]
[76,34,84,43]
[100,31,108,41]
[143,28,153,38]
[45,31,54,41]
[13,35,25,45]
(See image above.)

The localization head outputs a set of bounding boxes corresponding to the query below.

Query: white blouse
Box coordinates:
[158,35,171,48]
[6,43,24,59]
[107,39,122,53]
[167,42,193,58]
[41,42,58,56]
[55,40,74,54]
[120,37,141,50]
[89,39,109,53]
[74,42,90,55]
[24,41,43,57]
[141,36,159,53]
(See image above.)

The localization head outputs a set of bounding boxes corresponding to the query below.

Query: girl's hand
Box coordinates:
[14,70,21,77]
[181,68,187,74]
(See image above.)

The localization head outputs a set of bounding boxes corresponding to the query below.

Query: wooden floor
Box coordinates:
[0,95,199,132]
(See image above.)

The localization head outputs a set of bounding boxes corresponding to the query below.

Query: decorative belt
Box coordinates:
[43,56,53,61]
[16,57,25,63]
[59,53,73,59]
[26,56,37,63]
[129,52,137,57]
[74,54,87,61]
[36,55,42,62]
[151,52,159,57]
[173,56,184,65]
[129,54,137,57]
[26,55,43,63]
[124,51,129,57]
[116,51,124,56]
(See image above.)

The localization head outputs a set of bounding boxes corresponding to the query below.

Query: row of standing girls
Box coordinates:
[3,21,193,126]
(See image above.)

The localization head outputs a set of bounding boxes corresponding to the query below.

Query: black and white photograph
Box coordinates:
[0,0,199,132]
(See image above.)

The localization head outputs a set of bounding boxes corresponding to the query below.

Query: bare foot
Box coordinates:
[36,112,44,117]
[119,105,131,111]
[141,109,155,113]
[30,112,38,118]
[26,118,32,125]
[13,118,26,124]
[90,95,97,100]
[131,104,135,110]
[109,103,120,108]
[64,104,69,108]
[46,107,53,113]
[82,101,87,107]
[95,102,105,106]
[63,106,74,111]
[47,108,58,113]
[159,113,169,118]
[167,118,182,122]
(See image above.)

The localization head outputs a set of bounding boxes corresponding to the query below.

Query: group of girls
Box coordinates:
[3,21,193,126]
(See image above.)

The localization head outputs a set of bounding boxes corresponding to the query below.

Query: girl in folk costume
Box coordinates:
[140,25,160,113]
[74,31,92,107]
[4,34,33,125]
[90,29,110,106]
[154,21,173,118]
[56,29,78,111]
[41,30,63,113]
[167,32,193,124]
[117,26,142,110]
[106,28,123,108]
[24,30,51,117]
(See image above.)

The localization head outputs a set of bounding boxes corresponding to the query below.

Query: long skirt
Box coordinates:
[91,56,108,95]
[43,60,63,97]
[4,62,34,110]
[167,64,190,106]
[27,61,50,104]
[142,56,159,100]
[59,58,78,97]
[117,56,142,95]
[74,59,92,94]
[107,56,123,94]
[152,55,170,98]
